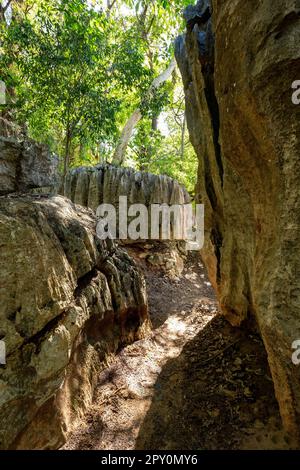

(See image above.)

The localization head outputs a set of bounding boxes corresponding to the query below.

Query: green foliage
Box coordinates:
[140,82,171,119]
[129,117,198,194]
[1,0,198,193]
[1,0,149,170]
[147,141,198,195]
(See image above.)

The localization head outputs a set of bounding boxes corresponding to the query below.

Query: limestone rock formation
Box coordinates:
[63,164,190,211]
[0,195,149,449]
[176,0,300,437]
[0,136,59,195]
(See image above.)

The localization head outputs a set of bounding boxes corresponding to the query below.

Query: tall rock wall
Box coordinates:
[0,195,149,449]
[64,164,190,211]
[176,0,300,437]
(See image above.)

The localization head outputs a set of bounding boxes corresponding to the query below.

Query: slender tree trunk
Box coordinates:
[106,0,117,17]
[0,0,12,22]
[181,112,186,159]
[112,58,176,166]
[63,127,71,193]
[79,141,85,162]
[152,115,158,131]
[149,58,176,92]
[112,109,142,165]
[98,142,107,163]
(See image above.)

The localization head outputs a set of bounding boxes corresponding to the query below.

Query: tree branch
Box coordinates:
[112,58,176,166]
[2,0,12,14]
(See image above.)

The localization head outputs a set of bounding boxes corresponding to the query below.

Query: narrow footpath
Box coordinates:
[64,252,293,450]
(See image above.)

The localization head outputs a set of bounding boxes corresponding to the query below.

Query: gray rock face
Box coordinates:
[64,164,190,212]
[0,136,59,195]
[183,0,211,27]
[176,0,300,438]
[0,195,149,449]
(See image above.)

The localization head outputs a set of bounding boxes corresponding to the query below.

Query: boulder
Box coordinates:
[0,195,149,449]
[176,0,300,437]
[0,136,59,195]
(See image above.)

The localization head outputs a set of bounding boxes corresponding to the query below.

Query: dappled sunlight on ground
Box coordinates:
[63,253,218,450]
[63,252,292,450]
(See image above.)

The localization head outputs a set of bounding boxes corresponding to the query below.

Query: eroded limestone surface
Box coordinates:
[176,0,300,437]
[0,195,149,449]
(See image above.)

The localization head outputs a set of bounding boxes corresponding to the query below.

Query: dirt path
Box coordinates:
[63,252,294,450]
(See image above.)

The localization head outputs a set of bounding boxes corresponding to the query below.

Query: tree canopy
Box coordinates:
[0,0,197,192]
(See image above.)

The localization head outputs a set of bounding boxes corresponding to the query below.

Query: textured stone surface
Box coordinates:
[176,0,300,437]
[64,164,190,211]
[0,136,59,195]
[0,195,149,449]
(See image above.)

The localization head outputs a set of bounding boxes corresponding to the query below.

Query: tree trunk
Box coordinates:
[111,58,176,166]
[111,109,142,166]
[181,112,186,159]
[79,141,85,162]
[148,58,176,92]
[0,0,12,23]
[106,0,117,18]
[152,115,158,131]
[63,127,71,194]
